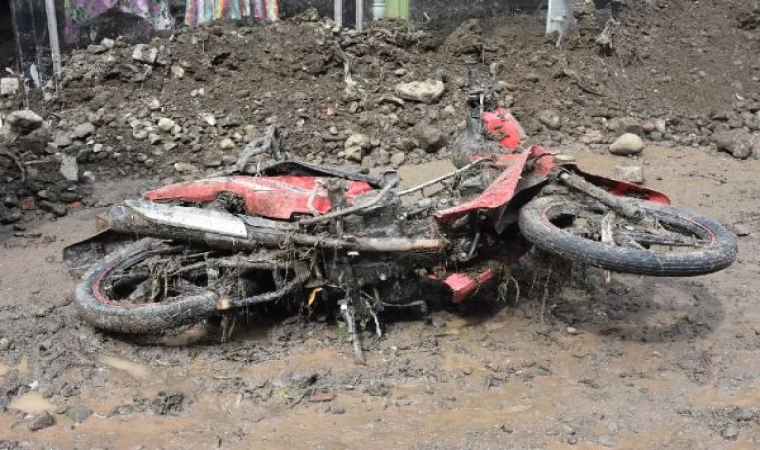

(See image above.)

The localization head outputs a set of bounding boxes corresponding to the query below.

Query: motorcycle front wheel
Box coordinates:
[518,195,737,277]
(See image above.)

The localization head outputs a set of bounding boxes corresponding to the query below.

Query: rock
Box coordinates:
[732,223,751,236]
[610,133,645,155]
[174,162,199,173]
[219,138,236,150]
[171,65,185,79]
[59,155,79,182]
[101,38,115,49]
[566,327,581,335]
[344,133,371,162]
[87,44,108,54]
[580,130,605,144]
[1,209,22,224]
[5,110,43,135]
[641,121,656,134]
[92,143,104,153]
[280,370,318,389]
[157,118,176,133]
[54,132,72,148]
[608,117,642,136]
[148,133,162,145]
[201,113,217,126]
[0,77,19,97]
[71,122,96,140]
[39,200,67,217]
[537,110,561,130]
[132,44,158,65]
[66,405,92,424]
[390,152,406,168]
[27,411,55,431]
[713,129,760,159]
[394,80,445,104]
[149,98,162,111]
[414,125,447,153]
[615,164,644,184]
[203,157,222,168]
[721,423,740,440]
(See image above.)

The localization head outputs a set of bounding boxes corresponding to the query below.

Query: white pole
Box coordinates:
[44,0,62,87]
[373,0,385,19]
[356,0,364,31]
[335,0,343,26]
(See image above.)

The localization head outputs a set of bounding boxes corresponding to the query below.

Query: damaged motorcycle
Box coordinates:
[64,69,738,360]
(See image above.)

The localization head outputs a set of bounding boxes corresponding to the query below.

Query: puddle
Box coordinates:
[100,356,151,379]
[9,391,56,413]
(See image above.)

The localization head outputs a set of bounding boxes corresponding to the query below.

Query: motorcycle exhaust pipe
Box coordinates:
[108,202,446,253]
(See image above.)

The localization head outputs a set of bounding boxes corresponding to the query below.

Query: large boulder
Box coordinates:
[610,133,645,156]
[413,125,447,153]
[714,129,760,160]
[5,110,43,135]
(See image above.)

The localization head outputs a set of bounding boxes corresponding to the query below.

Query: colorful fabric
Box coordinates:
[64,0,173,43]
[186,0,278,26]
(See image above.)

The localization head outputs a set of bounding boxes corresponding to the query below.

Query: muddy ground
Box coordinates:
[1,144,759,449]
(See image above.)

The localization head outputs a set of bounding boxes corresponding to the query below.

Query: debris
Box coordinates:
[721,423,740,440]
[608,117,642,136]
[0,77,20,97]
[59,155,79,182]
[713,129,759,160]
[344,133,371,162]
[413,125,447,153]
[390,152,406,168]
[70,122,96,140]
[615,164,644,184]
[5,110,44,135]
[174,162,199,173]
[132,44,159,65]
[610,133,645,156]
[732,223,751,237]
[157,118,176,133]
[219,138,236,150]
[394,80,445,104]
[308,391,336,403]
[27,410,55,431]
[537,110,561,130]
[66,405,92,424]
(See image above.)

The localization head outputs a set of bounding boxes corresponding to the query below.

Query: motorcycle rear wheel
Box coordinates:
[75,239,221,334]
[518,195,737,277]
[76,239,302,334]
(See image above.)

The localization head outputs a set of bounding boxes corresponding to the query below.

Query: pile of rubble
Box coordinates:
[1,1,759,226]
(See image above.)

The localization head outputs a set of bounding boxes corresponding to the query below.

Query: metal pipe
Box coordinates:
[299,179,397,226]
[398,158,489,196]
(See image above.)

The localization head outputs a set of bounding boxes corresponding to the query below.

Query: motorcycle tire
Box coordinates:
[75,239,221,334]
[518,195,737,277]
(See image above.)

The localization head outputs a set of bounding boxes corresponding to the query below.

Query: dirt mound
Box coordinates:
[0,0,758,226]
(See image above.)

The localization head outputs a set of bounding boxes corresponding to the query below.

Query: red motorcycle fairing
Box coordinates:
[144,176,373,220]
[482,108,527,149]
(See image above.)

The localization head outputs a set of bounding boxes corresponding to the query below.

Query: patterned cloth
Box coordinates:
[186,0,278,26]
[64,0,173,43]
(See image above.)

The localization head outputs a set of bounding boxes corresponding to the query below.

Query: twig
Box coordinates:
[540,264,553,324]
[0,150,26,183]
